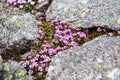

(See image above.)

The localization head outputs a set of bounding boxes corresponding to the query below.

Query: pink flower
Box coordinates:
[43,47,48,53]
[55,46,61,51]
[31,59,35,63]
[62,46,68,50]
[85,29,89,32]
[13,2,17,5]
[45,67,49,71]
[41,63,46,67]
[77,32,87,38]
[38,21,42,25]
[60,21,66,24]
[44,57,51,62]
[56,29,63,34]
[38,0,44,3]
[7,0,16,4]
[40,50,45,54]
[32,62,38,67]
[30,1,35,5]
[58,25,63,29]
[34,57,38,61]
[25,61,29,65]
[42,43,51,48]
[55,26,59,30]
[64,29,71,34]
[39,17,43,20]
[39,61,43,64]
[19,5,23,9]
[48,48,57,55]
[69,26,76,30]
[28,0,32,2]
[97,27,102,32]
[108,32,113,36]
[29,65,34,68]
[62,40,69,44]
[103,28,106,32]
[54,34,61,38]
[38,29,43,34]
[53,19,58,23]
[17,0,25,4]
[69,41,78,46]
[117,31,120,34]
[28,70,33,75]
[19,61,24,65]
[38,72,43,76]
[36,54,40,58]
[31,10,34,14]
[38,67,42,71]
[22,63,27,68]
[27,55,32,59]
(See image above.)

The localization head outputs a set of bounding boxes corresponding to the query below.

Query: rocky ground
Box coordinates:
[0,0,120,80]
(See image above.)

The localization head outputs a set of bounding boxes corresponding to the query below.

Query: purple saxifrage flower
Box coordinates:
[97,27,102,32]
[28,70,33,75]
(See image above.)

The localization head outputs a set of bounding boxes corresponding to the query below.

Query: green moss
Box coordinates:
[23,3,32,11]
[16,69,26,77]
[93,62,102,68]
[4,63,10,71]
[15,21,21,27]
[117,18,120,24]
[39,23,56,37]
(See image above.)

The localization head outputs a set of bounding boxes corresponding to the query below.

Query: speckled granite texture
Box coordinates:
[46,0,120,30]
[0,13,38,58]
[46,35,120,80]
[0,0,25,22]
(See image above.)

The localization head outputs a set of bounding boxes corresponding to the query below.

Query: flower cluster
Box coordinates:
[18,15,120,79]
[6,0,44,11]
[18,14,89,79]
[19,52,50,77]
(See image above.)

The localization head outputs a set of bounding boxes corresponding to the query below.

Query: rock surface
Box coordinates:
[46,35,120,80]
[0,61,34,80]
[46,0,120,30]
[0,0,25,22]
[0,13,38,59]
[35,0,50,10]
[0,55,3,65]
[34,0,53,16]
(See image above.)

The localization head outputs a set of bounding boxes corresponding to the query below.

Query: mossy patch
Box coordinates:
[117,18,120,24]
[16,69,26,77]
[15,21,21,28]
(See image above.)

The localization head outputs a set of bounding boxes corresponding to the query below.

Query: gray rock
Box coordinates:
[35,0,50,10]
[0,13,38,58]
[0,61,34,80]
[46,0,120,30]
[0,1,25,22]
[46,35,120,80]
[34,0,52,17]
[0,55,3,65]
